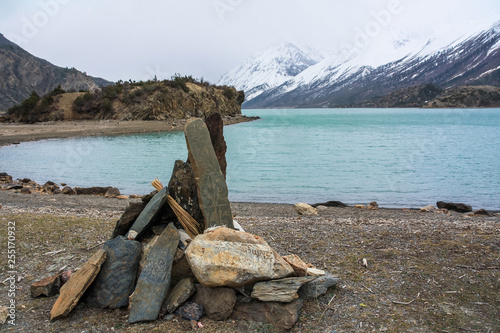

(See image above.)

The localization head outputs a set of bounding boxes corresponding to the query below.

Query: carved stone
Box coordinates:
[127,187,168,240]
[185,227,293,287]
[128,223,179,323]
[184,118,233,229]
[167,160,203,227]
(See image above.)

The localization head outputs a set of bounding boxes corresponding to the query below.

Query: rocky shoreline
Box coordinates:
[0,115,258,147]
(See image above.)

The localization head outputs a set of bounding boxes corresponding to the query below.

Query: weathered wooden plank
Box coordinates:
[50,249,106,320]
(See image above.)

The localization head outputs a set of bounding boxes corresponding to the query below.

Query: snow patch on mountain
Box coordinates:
[217,42,324,100]
[220,18,500,107]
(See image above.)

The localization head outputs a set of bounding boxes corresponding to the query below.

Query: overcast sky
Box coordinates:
[1,0,499,83]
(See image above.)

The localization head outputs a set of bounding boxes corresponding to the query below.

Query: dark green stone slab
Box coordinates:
[84,236,141,308]
[127,187,168,239]
[111,201,146,239]
[128,223,179,323]
[184,119,233,230]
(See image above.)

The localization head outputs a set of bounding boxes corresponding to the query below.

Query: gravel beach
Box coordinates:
[0,190,498,332]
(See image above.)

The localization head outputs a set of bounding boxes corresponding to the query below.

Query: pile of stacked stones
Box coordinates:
[31,114,340,330]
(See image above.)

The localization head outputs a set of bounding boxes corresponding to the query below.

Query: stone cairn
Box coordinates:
[30,113,340,330]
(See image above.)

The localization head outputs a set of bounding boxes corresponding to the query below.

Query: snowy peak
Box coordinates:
[221,19,500,108]
[218,42,322,100]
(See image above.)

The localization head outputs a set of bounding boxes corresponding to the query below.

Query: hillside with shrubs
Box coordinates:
[4,75,244,123]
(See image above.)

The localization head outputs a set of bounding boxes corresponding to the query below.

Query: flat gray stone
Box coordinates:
[127,187,168,240]
[251,276,318,302]
[128,223,179,323]
[298,273,340,300]
[161,278,196,315]
[184,118,233,230]
[84,236,141,308]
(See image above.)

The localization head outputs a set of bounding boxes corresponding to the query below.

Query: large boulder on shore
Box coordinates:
[436,201,472,213]
[294,203,318,216]
[74,186,113,196]
[185,227,293,287]
[0,173,13,183]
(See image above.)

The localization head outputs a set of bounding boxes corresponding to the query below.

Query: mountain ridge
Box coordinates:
[0,33,111,112]
[219,20,500,108]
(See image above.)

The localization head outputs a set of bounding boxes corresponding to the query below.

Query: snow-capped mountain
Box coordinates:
[217,42,324,101]
[220,19,500,108]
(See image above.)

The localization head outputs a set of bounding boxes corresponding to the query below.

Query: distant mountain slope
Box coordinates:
[220,20,500,108]
[218,42,324,101]
[424,85,500,108]
[0,33,111,112]
[346,84,444,108]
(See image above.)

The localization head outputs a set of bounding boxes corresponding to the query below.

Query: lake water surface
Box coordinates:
[1,108,499,209]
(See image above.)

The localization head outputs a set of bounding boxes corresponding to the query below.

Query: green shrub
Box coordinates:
[7,91,40,115]
[223,87,236,100]
[101,98,113,113]
[102,84,122,100]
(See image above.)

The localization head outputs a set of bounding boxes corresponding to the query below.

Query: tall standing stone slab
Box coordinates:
[204,113,227,178]
[184,118,233,230]
[167,160,203,227]
[127,187,168,240]
[128,223,179,323]
[84,236,141,308]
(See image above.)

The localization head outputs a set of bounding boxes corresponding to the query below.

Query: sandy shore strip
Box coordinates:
[0,115,257,147]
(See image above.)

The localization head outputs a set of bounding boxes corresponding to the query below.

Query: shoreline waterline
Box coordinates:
[0,115,258,147]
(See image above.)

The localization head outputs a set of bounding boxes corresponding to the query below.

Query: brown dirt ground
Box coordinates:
[0,192,498,332]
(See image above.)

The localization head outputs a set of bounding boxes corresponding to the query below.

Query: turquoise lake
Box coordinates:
[1,108,499,210]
